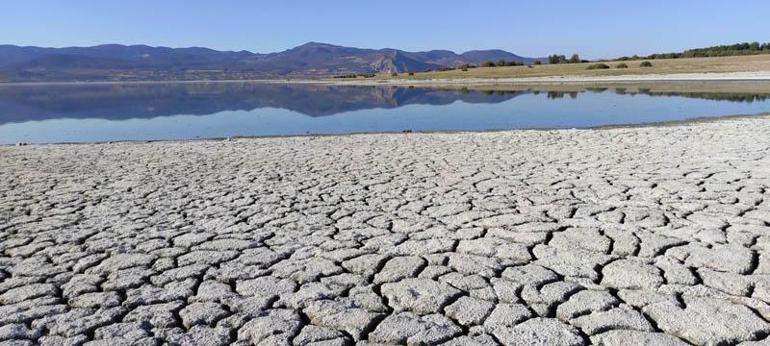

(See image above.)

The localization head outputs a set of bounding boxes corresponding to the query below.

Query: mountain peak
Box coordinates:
[294,42,340,49]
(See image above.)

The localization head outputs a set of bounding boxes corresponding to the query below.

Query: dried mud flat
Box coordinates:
[2,117,770,345]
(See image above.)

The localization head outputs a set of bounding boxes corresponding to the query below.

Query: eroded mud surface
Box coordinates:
[2,118,770,345]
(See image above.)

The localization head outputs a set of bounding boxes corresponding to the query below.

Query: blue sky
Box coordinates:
[2,0,769,58]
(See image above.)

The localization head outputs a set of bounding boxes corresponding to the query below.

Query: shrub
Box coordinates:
[481,61,496,67]
[640,61,653,67]
[615,63,628,68]
[408,72,414,76]
[391,72,398,77]
[586,63,610,70]
[461,68,468,71]
[533,60,542,65]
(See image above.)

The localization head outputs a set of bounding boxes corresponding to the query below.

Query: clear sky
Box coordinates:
[2,0,769,59]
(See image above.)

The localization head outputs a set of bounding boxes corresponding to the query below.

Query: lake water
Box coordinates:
[1,82,769,144]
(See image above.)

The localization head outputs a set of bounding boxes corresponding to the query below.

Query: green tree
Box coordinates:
[548,55,567,64]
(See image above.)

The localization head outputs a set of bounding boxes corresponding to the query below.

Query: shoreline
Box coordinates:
[334,71,770,86]
[2,71,770,87]
[6,113,770,147]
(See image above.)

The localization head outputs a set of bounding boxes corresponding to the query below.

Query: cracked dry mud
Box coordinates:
[2,117,770,346]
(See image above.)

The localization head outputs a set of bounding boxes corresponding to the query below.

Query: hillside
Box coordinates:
[0,42,539,82]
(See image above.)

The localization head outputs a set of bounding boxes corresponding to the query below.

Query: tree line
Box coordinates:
[618,42,770,60]
[427,59,542,72]
[548,54,587,64]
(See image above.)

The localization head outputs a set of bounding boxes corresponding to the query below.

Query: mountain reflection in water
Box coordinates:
[1,82,769,124]
[1,82,769,144]
[0,84,527,123]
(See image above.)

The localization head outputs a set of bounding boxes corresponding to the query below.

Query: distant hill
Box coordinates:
[0,42,542,82]
[460,49,539,65]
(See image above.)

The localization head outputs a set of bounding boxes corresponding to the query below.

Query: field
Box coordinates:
[377,54,770,80]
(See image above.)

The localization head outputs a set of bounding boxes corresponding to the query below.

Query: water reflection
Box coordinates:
[0,83,527,123]
[0,82,769,144]
[1,82,769,124]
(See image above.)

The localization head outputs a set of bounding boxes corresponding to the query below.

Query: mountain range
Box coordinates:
[0,42,541,82]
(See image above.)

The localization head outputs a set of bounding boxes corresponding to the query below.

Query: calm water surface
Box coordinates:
[1,82,769,144]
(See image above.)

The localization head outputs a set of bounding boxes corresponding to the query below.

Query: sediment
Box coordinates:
[2,117,770,345]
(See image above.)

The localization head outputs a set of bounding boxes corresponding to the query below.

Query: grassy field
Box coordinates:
[375,54,770,80]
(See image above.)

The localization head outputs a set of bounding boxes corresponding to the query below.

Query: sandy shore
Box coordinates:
[2,117,770,345]
[333,71,770,87]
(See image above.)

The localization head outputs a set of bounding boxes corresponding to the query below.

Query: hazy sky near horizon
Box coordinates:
[2,1,769,58]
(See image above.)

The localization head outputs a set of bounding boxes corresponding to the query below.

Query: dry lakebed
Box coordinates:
[2,116,770,345]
